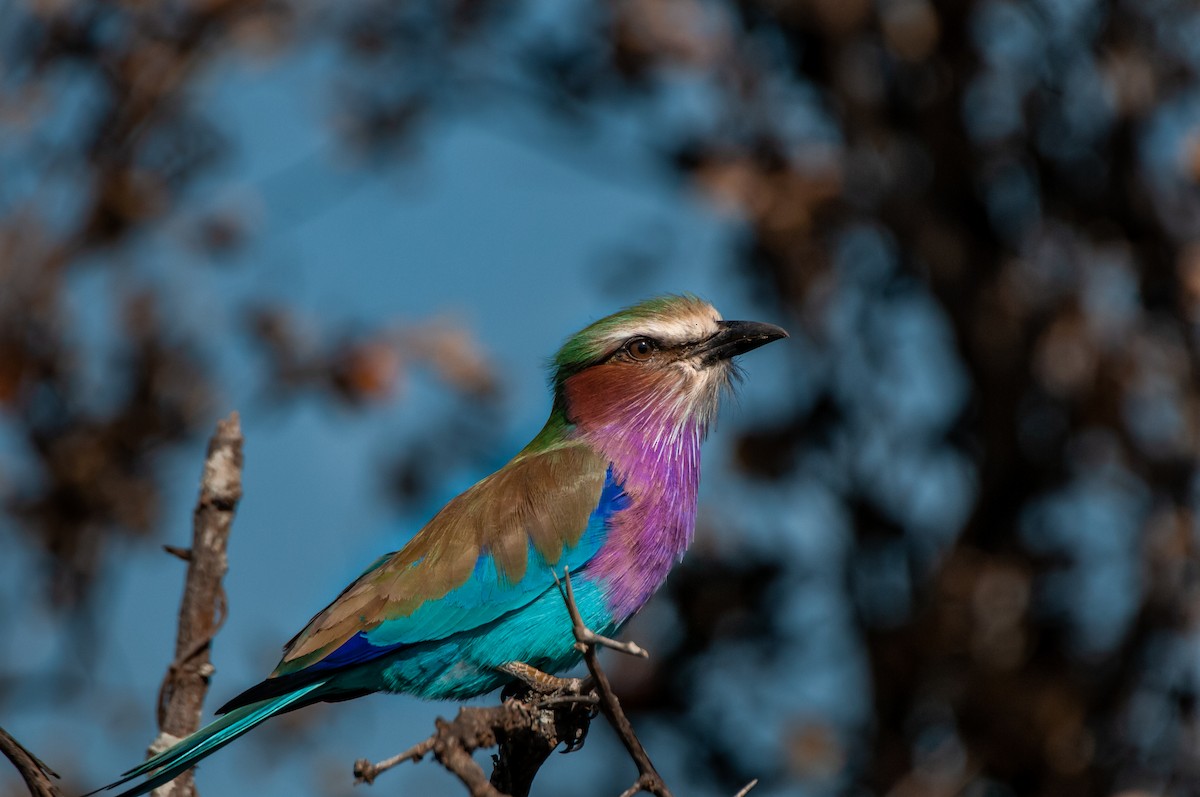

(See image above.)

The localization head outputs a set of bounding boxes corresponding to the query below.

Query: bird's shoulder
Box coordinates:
[382,439,613,581]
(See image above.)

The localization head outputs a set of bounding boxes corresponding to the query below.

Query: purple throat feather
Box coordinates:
[565,355,735,621]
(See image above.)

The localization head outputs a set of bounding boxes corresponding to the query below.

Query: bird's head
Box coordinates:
[550,295,787,444]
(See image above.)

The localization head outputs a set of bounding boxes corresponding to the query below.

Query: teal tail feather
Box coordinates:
[86,680,326,797]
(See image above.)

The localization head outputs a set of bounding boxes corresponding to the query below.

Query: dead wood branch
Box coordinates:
[354,694,594,797]
[150,412,244,797]
[0,726,65,797]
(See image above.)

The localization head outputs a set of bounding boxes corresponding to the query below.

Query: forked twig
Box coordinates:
[554,567,672,797]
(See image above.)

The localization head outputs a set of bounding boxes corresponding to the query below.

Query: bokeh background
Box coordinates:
[3,1,1200,796]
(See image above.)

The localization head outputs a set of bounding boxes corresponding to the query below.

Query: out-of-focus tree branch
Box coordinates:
[148,412,244,797]
[0,726,65,797]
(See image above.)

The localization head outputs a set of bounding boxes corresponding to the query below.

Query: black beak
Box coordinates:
[697,320,788,366]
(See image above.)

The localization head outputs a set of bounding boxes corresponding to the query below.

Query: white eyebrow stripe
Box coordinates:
[596,312,723,350]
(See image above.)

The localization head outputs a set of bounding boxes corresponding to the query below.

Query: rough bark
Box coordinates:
[151,412,244,797]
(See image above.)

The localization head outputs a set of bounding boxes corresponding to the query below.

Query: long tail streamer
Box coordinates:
[86,681,326,797]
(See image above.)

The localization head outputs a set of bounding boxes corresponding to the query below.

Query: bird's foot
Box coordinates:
[498,661,592,697]
[498,662,598,754]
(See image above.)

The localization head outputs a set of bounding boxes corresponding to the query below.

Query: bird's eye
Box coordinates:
[624,337,656,361]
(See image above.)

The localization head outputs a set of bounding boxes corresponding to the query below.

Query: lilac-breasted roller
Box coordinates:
[91,295,787,796]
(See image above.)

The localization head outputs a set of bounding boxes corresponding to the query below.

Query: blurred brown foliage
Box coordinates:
[0,0,498,611]
[590,2,1200,796]
[5,1,1200,796]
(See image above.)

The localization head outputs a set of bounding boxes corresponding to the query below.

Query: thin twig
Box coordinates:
[360,712,507,797]
[151,412,244,797]
[548,573,648,658]
[353,738,436,785]
[732,778,759,797]
[0,726,65,797]
[533,694,600,709]
[162,545,192,562]
[574,626,649,659]
[555,567,673,797]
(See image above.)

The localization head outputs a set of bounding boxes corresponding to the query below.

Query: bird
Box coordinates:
[90,294,787,796]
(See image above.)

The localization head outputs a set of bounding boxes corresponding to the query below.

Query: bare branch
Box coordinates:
[556,567,673,797]
[573,626,649,659]
[732,778,759,797]
[150,412,244,797]
[0,726,65,797]
[353,738,436,784]
[355,696,592,797]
